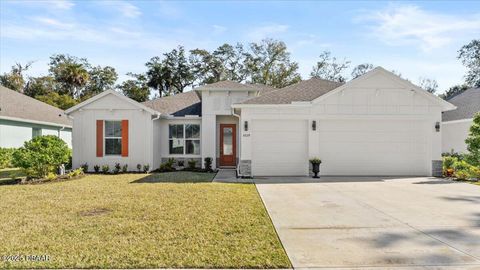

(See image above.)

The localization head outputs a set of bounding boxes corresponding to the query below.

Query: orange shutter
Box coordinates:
[96,120,103,157]
[121,120,129,157]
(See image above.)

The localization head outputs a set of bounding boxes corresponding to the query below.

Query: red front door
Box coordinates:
[219,124,236,167]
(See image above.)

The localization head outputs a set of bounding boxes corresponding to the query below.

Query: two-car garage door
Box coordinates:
[251,119,430,176]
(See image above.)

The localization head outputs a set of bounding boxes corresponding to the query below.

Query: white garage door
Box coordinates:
[252,120,308,176]
[318,119,430,176]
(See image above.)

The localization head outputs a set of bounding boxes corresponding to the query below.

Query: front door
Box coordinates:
[219,124,236,167]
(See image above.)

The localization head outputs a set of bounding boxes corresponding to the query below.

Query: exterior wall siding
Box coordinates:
[0,119,72,148]
[70,94,153,171]
[442,120,472,154]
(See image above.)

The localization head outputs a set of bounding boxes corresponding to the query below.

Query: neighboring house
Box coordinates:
[66,67,455,177]
[0,86,72,148]
[442,87,479,153]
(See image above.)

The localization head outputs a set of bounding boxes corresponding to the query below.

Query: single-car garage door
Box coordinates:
[252,119,308,176]
[318,119,430,176]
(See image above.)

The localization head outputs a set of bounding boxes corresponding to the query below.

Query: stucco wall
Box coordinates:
[442,120,472,154]
[0,119,72,148]
[69,94,153,171]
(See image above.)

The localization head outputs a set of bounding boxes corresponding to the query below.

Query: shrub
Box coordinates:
[177,160,185,167]
[45,172,57,181]
[309,157,322,164]
[187,159,197,170]
[143,164,150,173]
[465,112,480,166]
[80,163,89,172]
[467,166,480,180]
[158,159,175,172]
[113,163,121,174]
[101,165,110,174]
[68,168,84,178]
[0,148,16,169]
[94,165,100,173]
[137,164,142,172]
[122,164,128,173]
[12,135,70,179]
[204,157,212,172]
[453,160,476,180]
[442,156,458,177]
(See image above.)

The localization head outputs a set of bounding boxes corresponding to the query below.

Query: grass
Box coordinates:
[0,172,290,269]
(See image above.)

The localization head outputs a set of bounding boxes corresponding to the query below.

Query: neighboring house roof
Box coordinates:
[442,87,480,121]
[143,91,201,116]
[65,90,158,115]
[0,85,72,127]
[241,78,343,104]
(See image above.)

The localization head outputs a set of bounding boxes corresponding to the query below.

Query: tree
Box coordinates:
[310,51,350,82]
[418,77,438,94]
[0,62,32,92]
[117,73,150,102]
[36,92,78,110]
[83,65,118,98]
[49,54,90,98]
[213,43,248,82]
[458,39,480,87]
[245,39,301,88]
[145,46,195,96]
[24,76,57,97]
[465,112,480,166]
[190,48,223,85]
[351,63,374,79]
[440,85,469,100]
[12,135,70,179]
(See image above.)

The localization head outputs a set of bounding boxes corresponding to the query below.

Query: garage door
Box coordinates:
[252,120,308,176]
[318,119,429,176]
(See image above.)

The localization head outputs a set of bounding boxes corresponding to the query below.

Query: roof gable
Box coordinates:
[312,67,456,112]
[0,86,71,127]
[65,90,158,115]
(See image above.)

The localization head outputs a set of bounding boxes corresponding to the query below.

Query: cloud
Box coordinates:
[358,4,480,51]
[248,23,289,40]
[11,0,75,10]
[99,1,142,18]
[32,17,74,29]
[212,25,227,35]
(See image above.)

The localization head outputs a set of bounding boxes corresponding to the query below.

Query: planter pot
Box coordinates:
[311,163,321,178]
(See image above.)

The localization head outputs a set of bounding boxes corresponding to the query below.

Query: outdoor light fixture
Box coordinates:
[435,122,440,132]
[244,121,248,131]
[312,120,317,131]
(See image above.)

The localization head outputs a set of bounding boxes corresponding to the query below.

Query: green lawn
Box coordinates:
[0,172,290,269]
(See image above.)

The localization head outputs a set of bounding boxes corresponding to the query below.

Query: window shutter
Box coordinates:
[121,120,129,157]
[96,120,103,157]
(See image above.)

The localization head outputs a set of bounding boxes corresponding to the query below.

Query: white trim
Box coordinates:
[442,118,474,124]
[162,115,202,120]
[0,115,72,128]
[103,120,123,157]
[65,90,158,115]
[310,67,457,112]
[231,103,311,109]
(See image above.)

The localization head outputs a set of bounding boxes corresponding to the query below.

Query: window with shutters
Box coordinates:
[104,121,122,155]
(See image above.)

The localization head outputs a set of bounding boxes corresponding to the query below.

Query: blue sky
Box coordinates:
[1,0,479,93]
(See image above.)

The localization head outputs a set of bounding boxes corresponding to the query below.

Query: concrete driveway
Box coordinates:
[255,177,480,269]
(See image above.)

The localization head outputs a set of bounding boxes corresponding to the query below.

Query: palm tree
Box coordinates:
[58,63,89,98]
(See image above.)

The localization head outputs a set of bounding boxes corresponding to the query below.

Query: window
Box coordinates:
[32,128,42,138]
[105,121,122,155]
[169,124,200,155]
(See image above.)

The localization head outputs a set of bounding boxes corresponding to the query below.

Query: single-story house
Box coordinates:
[442,87,479,153]
[0,86,72,148]
[65,67,455,177]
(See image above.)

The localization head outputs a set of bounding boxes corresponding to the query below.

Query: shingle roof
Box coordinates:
[442,87,480,121]
[142,91,202,116]
[240,78,343,104]
[195,80,257,91]
[0,86,72,126]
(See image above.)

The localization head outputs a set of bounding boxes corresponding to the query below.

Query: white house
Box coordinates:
[0,86,72,148]
[441,87,479,154]
[65,67,455,177]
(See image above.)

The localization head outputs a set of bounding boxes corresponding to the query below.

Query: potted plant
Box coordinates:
[309,158,322,178]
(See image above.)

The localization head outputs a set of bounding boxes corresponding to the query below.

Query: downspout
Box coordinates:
[151,112,161,171]
[231,107,242,178]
